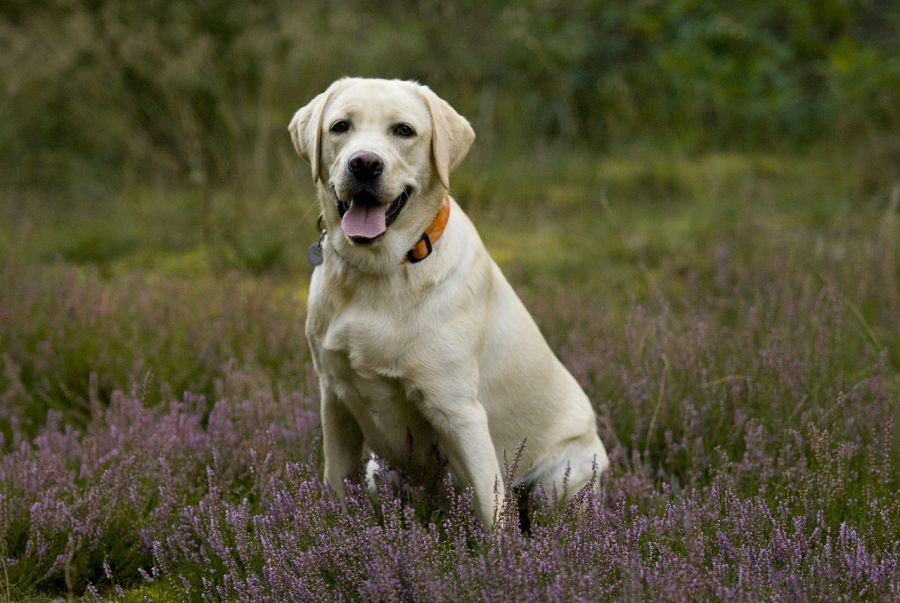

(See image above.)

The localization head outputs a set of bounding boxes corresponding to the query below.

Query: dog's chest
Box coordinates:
[313,306,442,470]
[320,306,412,377]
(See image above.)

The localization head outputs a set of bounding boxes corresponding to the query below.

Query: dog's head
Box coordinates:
[289,78,474,263]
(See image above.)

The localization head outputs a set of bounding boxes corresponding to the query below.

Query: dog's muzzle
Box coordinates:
[335,187,411,244]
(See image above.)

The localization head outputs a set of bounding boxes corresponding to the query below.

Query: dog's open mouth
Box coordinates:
[337,187,411,245]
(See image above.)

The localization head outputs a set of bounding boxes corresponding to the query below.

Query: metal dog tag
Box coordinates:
[307,213,326,267]
[307,241,323,267]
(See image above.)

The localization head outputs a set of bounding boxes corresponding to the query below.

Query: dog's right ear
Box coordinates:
[288,88,332,183]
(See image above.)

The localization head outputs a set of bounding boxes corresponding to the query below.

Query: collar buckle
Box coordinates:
[404,194,451,264]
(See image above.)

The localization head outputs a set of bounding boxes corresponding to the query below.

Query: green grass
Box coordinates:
[5,146,898,322]
[2,146,897,429]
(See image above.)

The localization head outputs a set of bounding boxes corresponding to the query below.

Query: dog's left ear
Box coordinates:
[288,87,333,183]
[419,85,475,191]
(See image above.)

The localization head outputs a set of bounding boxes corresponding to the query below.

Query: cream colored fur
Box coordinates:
[289,77,608,526]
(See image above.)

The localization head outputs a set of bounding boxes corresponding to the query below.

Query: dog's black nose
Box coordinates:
[348,152,384,181]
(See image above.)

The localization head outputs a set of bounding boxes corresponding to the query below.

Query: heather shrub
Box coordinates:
[1,373,319,597]
[155,460,896,601]
[0,261,307,437]
[1,227,897,599]
[1,130,897,600]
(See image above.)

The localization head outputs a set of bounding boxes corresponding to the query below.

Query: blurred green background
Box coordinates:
[0,1,898,424]
[2,0,898,194]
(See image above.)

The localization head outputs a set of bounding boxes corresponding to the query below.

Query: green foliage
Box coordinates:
[1,0,898,193]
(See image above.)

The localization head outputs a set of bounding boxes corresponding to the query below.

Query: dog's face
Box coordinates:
[319,81,431,244]
[290,78,474,254]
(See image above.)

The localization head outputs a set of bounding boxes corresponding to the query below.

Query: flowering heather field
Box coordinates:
[0,153,898,601]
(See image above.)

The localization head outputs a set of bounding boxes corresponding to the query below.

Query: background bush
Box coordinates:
[1,0,898,194]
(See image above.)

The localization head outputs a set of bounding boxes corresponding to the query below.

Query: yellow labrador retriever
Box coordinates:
[289,77,608,526]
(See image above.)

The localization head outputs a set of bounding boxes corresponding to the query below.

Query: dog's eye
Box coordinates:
[392,123,416,138]
[329,120,350,134]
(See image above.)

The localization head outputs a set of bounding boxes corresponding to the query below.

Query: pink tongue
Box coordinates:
[341,202,387,239]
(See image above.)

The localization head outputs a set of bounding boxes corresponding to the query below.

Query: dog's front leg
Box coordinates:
[418,395,504,527]
[321,388,364,500]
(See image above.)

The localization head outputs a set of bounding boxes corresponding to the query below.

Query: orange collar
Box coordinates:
[405,194,451,263]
